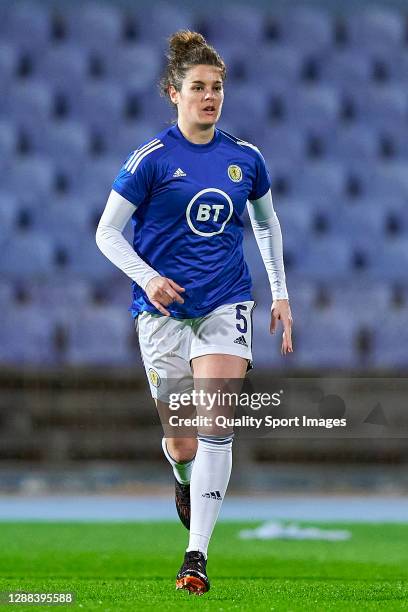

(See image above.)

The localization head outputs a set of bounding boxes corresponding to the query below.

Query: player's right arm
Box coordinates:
[95,191,185,317]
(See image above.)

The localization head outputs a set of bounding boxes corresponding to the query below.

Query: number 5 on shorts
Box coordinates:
[235,304,248,334]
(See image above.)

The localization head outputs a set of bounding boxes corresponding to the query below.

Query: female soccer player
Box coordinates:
[96,30,292,595]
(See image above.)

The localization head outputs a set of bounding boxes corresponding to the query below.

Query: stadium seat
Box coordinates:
[0,192,18,245]
[285,86,340,135]
[326,124,379,161]
[202,6,265,45]
[365,162,408,199]
[280,7,333,52]
[28,279,93,315]
[256,126,305,163]
[30,120,90,175]
[69,83,125,136]
[322,49,373,87]
[293,311,359,368]
[104,43,162,87]
[293,236,352,281]
[327,280,392,326]
[326,203,387,244]
[5,81,54,130]
[0,232,55,281]
[223,86,270,129]
[364,86,408,131]
[346,8,404,51]
[54,233,117,282]
[292,162,345,200]
[130,3,195,47]
[64,3,123,50]
[138,89,175,129]
[5,156,55,200]
[74,157,122,202]
[3,2,51,54]
[0,305,57,366]
[0,121,18,162]
[371,308,408,369]
[369,238,408,282]
[245,45,303,85]
[0,282,15,310]
[0,43,19,88]
[36,45,89,95]
[64,305,135,365]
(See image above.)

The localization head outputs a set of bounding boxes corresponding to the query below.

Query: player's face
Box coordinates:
[170,65,224,128]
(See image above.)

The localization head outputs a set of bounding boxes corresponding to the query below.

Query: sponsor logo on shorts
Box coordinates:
[228,164,242,182]
[234,335,248,347]
[148,368,161,387]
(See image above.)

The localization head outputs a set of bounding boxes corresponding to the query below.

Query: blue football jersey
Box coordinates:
[112,123,271,319]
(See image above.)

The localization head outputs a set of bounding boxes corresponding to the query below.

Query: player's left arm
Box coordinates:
[247,189,293,355]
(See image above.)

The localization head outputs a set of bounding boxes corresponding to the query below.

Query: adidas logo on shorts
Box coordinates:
[234,335,248,347]
[173,167,187,177]
[202,490,222,500]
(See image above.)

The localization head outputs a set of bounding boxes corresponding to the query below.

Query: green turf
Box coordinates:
[0,521,407,611]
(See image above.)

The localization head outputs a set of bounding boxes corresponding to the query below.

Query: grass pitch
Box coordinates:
[0,521,407,611]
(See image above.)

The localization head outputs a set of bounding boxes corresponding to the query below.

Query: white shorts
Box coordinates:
[136,300,255,399]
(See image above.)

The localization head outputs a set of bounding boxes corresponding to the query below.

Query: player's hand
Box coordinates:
[270,299,293,355]
[145,276,185,316]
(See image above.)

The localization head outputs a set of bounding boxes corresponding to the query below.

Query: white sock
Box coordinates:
[161,437,194,485]
[187,435,233,558]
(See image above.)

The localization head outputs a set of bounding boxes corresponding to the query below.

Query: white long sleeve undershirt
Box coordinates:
[95,190,159,291]
[96,188,288,301]
[247,190,289,301]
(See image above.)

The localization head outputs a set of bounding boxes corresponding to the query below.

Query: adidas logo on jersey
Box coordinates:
[173,167,187,177]
[202,490,222,500]
[234,335,248,347]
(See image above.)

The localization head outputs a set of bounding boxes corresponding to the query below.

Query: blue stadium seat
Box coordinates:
[6,156,55,200]
[29,279,93,310]
[256,126,305,163]
[293,237,352,281]
[328,203,387,243]
[0,121,18,161]
[364,86,407,131]
[203,6,264,45]
[55,233,116,282]
[274,200,314,241]
[326,125,378,161]
[285,86,340,135]
[292,162,345,200]
[371,309,408,368]
[223,86,270,129]
[0,232,55,281]
[322,49,372,86]
[65,4,123,50]
[64,305,135,365]
[41,201,92,241]
[0,43,19,88]
[280,7,332,52]
[3,3,51,54]
[69,83,125,136]
[104,44,161,87]
[346,9,404,51]
[328,281,392,326]
[138,90,174,129]
[36,45,89,95]
[246,45,303,85]
[5,81,54,130]
[370,238,408,281]
[0,282,15,310]
[293,312,358,368]
[32,120,90,176]
[131,4,195,48]
[379,125,408,159]
[0,192,17,244]
[0,305,57,366]
[74,157,121,201]
[365,162,408,199]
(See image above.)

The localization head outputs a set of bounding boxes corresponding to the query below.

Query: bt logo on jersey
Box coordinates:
[186,188,233,237]
[196,203,224,222]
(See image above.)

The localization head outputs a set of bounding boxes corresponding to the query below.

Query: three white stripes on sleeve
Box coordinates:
[124,139,164,174]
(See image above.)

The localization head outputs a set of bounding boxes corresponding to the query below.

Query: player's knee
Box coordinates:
[166,437,197,463]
